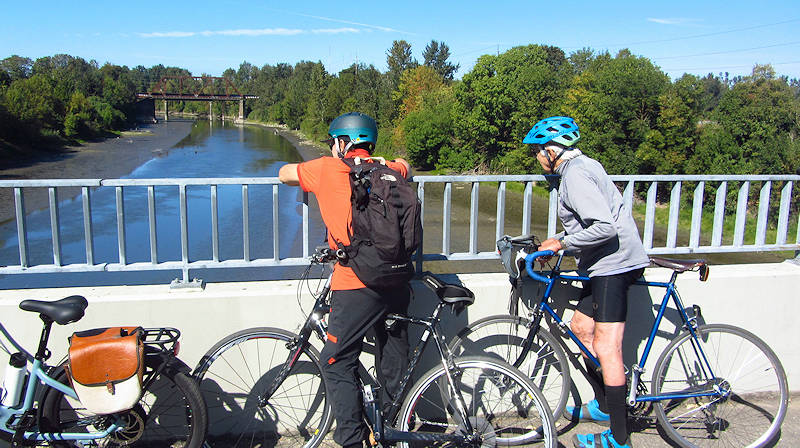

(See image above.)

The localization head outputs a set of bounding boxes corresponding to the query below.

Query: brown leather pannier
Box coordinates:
[67,326,144,415]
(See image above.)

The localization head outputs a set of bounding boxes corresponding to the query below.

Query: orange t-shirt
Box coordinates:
[297,149,409,290]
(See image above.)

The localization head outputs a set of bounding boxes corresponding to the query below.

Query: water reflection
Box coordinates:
[0,121,325,288]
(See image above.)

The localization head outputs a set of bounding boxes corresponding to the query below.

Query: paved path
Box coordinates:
[541,393,798,447]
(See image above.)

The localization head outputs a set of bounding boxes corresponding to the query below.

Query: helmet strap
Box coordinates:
[343,140,354,155]
[333,137,352,159]
[543,145,568,171]
[540,148,555,172]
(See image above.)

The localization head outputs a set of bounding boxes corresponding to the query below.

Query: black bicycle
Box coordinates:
[192,246,557,447]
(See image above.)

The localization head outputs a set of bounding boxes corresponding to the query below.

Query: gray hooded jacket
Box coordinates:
[554,155,650,277]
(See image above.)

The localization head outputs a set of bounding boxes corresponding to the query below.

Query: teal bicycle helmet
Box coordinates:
[523,116,580,147]
[324,112,378,154]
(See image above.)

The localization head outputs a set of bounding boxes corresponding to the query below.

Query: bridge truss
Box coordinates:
[135,76,258,121]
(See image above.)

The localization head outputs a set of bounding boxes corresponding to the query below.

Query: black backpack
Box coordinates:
[334,157,422,289]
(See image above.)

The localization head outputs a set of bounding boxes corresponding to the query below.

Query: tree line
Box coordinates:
[2,41,799,178]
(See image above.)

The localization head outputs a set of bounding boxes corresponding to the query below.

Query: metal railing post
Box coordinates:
[82,187,94,266]
[1,174,798,280]
[14,188,29,268]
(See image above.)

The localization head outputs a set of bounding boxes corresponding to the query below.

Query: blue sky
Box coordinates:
[2,0,799,81]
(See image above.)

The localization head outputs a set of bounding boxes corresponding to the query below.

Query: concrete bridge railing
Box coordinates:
[2,262,798,400]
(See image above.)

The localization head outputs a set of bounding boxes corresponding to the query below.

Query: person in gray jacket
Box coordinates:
[525,116,649,448]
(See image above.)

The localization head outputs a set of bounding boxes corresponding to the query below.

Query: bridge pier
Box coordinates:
[164,100,169,121]
[209,102,213,121]
[238,99,244,122]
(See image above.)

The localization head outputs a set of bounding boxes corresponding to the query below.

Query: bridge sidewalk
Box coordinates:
[539,392,798,447]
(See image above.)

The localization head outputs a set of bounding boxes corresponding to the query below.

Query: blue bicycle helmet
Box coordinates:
[325,112,378,153]
[523,116,580,147]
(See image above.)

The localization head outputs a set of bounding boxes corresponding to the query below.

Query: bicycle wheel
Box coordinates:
[192,327,333,448]
[41,358,207,447]
[397,355,556,447]
[652,324,788,448]
[449,314,570,421]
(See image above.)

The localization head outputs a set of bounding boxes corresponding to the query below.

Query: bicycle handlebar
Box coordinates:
[524,251,555,283]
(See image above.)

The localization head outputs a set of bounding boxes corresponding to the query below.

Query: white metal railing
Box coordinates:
[1,174,798,285]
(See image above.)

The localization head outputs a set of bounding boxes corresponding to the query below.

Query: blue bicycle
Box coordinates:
[450,234,788,448]
[1,296,207,447]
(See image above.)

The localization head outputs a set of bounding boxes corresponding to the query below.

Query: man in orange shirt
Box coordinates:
[279,112,412,448]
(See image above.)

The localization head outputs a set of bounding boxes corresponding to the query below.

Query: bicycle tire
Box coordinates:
[40,357,207,447]
[192,327,334,448]
[396,355,557,447]
[449,314,571,422]
[652,323,788,448]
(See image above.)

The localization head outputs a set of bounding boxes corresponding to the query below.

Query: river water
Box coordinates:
[0,120,332,288]
[0,120,529,289]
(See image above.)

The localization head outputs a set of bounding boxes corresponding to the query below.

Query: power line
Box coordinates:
[655,40,800,60]
[596,18,800,48]
[661,59,800,73]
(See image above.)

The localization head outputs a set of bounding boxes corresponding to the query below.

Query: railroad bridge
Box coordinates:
[135,76,258,122]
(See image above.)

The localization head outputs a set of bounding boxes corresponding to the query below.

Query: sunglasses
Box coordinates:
[321,135,351,146]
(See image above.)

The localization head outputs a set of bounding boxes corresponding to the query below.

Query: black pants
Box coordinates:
[320,286,411,447]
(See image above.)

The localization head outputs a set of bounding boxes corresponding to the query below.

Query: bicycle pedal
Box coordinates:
[8,410,36,431]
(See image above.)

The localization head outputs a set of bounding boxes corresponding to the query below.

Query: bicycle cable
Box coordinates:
[296,260,331,319]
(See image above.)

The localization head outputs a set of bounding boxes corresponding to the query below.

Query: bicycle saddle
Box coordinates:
[421,274,475,307]
[649,257,706,272]
[19,295,88,325]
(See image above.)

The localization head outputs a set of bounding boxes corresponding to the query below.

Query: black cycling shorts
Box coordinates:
[576,268,644,323]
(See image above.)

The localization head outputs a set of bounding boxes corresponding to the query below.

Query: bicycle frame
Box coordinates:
[0,322,123,443]
[522,251,723,407]
[261,263,476,445]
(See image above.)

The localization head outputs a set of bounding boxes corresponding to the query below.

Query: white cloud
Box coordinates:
[138,28,305,38]
[311,28,360,34]
[280,11,415,35]
[140,31,197,38]
[647,18,698,25]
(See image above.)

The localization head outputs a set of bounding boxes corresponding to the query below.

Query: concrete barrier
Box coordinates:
[2,261,797,405]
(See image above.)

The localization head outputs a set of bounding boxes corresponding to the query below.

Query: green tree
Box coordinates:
[698,73,728,113]
[394,65,446,117]
[64,91,97,138]
[452,44,572,172]
[568,48,593,76]
[636,74,703,174]
[386,40,417,89]
[300,62,330,139]
[0,55,33,82]
[3,74,63,131]
[422,40,459,81]
[403,86,456,169]
[713,64,800,174]
[686,122,742,174]
[563,49,669,174]
[100,64,136,126]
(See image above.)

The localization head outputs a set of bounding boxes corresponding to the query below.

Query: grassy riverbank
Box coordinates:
[0,120,194,223]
